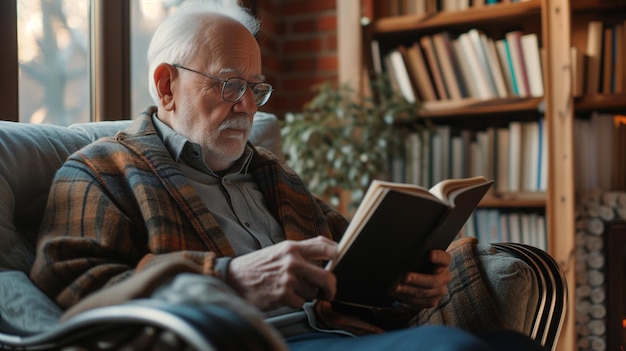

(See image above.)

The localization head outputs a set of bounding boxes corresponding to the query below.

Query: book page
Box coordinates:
[429,176,489,204]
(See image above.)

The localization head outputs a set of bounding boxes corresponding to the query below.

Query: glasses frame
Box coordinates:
[172,64,273,107]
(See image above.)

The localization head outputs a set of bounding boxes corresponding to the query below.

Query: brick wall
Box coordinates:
[254,0,338,119]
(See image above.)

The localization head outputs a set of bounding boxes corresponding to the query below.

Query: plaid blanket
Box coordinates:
[414,237,507,333]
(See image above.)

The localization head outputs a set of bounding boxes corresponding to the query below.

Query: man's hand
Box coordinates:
[390,249,451,310]
[227,236,338,311]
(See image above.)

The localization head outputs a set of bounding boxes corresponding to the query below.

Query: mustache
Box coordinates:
[218,117,252,131]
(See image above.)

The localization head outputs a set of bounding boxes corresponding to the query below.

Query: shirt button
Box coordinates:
[244,222,251,228]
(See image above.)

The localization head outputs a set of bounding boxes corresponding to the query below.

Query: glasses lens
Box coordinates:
[253,83,273,106]
[222,78,247,102]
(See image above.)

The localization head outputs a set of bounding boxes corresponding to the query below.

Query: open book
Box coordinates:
[325,176,494,309]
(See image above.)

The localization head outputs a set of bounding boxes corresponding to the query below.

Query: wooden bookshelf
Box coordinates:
[337,1,600,350]
[339,1,626,349]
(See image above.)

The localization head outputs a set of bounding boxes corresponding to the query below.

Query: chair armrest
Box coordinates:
[0,299,286,351]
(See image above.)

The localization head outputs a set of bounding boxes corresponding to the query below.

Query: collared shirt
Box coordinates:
[151,115,336,338]
[152,115,285,256]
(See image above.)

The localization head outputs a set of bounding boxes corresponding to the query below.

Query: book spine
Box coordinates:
[586,20,604,95]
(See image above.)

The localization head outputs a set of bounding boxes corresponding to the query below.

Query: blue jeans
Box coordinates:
[286,326,546,351]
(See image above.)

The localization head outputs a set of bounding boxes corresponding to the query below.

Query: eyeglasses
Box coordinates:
[172,64,274,107]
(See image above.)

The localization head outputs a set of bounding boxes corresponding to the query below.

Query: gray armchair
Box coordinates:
[0,113,566,350]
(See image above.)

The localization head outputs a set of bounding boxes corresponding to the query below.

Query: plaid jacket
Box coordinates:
[30,109,414,334]
[29,109,346,303]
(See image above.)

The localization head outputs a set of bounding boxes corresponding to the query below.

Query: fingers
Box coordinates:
[291,236,338,261]
[429,249,451,268]
[390,249,452,310]
[279,237,337,301]
[391,272,449,309]
[226,236,338,310]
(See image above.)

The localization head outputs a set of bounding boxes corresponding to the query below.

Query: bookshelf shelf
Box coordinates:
[572,0,626,12]
[480,192,546,208]
[418,97,543,118]
[575,94,626,113]
[369,1,541,35]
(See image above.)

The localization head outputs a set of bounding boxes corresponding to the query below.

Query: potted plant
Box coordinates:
[281,77,428,215]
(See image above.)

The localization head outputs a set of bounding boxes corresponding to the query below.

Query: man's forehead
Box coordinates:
[217,67,265,81]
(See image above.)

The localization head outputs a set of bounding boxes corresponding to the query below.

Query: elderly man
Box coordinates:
[30,1,545,350]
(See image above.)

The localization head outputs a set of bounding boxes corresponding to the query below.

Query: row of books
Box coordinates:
[375,28,544,104]
[574,113,626,192]
[578,20,626,96]
[391,119,547,193]
[382,0,531,17]
[462,209,547,250]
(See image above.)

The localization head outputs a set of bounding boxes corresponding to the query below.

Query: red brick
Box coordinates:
[317,55,338,71]
[283,37,324,54]
[326,33,337,51]
[282,76,332,91]
[281,0,336,15]
[318,14,337,31]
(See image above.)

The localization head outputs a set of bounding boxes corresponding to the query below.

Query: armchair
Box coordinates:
[0,113,566,350]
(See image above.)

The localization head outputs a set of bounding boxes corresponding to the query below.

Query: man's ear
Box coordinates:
[154,63,177,111]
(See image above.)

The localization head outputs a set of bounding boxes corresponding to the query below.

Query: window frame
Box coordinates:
[0,0,18,122]
[0,0,130,123]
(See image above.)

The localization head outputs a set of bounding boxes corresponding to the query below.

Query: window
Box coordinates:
[1,0,248,125]
[130,0,180,116]
[17,0,90,125]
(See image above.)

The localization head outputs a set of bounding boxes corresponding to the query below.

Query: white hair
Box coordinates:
[147,0,260,105]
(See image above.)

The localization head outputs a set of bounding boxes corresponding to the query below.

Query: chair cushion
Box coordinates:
[0,112,284,273]
[0,122,92,272]
[475,243,539,334]
[0,271,62,332]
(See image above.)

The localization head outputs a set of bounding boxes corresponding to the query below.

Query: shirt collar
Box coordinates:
[151,113,254,177]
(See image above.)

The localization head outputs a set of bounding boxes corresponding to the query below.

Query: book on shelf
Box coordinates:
[521,120,540,192]
[432,32,465,100]
[538,118,548,191]
[467,29,500,98]
[615,24,625,94]
[520,33,544,97]
[383,54,403,99]
[404,42,438,101]
[469,209,547,251]
[484,37,510,98]
[602,26,614,94]
[430,130,444,185]
[495,39,516,96]
[453,38,481,98]
[421,128,432,187]
[387,49,418,103]
[615,116,626,191]
[586,20,604,95]
[451,135,465,179]
[370,39,383,76]
[507,121,523,192]
[404,132,423,186]
[495,127,510,193]
[437,125,452,182]
[498,212,509,243]
[420,35,449,100]
[457,32,495,99]
[505,30,531,97]
[326,176,494,308]
[507,212,522,244]
[570,47,585,97]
